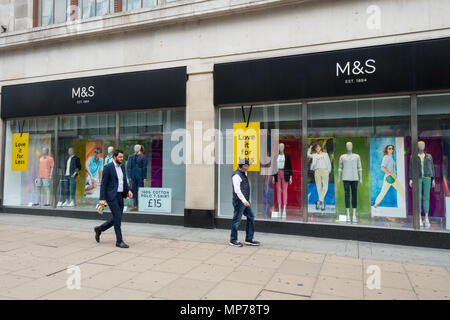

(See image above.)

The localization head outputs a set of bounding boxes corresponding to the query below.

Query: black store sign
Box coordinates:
[1,66,187,118]
[214,37,450,105]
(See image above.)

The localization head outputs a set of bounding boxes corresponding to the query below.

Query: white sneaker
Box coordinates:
[62,201,69,207]
[424,218,431,228]
[56,201,63,207]
[68,200,75,207]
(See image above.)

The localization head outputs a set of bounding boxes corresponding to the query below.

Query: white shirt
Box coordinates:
[418,153,425,177]
[232,172,248,204]
[114,160,124,193]
[307,149,332,173]
[339,153,362,181]
[65,155,74,176]
[277,154,285,170]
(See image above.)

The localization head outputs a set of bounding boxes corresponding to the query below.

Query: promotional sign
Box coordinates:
[233,122,260,171]
[12,133,29,171]
[138,187,172,213]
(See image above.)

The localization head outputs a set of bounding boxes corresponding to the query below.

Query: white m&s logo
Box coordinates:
[72,86,95,99]
[336,59,376,77]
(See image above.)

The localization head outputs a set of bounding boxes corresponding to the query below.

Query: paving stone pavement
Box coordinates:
[0,213,449,300]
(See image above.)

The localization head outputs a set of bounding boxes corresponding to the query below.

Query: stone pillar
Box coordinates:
[184,64,216,228]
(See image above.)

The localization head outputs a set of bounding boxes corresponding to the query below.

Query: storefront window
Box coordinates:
[218,104,303,221]
[417,94,450,231]
[57,113,116,210]
[119,109,186,215]
[307,96,412,228]
[4,118,56,207]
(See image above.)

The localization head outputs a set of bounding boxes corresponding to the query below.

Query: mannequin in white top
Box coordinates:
[338,142,363,223]
[272,143,292,219]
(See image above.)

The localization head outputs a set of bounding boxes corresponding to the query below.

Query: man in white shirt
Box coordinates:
[230,159,261,247]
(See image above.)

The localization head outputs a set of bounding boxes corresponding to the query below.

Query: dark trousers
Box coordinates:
[343,181,358,209]
[98,193,124,243]
[64,175,77,201]
[131,176,144,207]
[230,199,255,242]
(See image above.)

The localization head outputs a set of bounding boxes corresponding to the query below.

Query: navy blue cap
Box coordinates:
[238,158,250,166]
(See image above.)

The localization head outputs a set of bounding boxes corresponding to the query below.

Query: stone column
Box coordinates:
[184,64,216,228]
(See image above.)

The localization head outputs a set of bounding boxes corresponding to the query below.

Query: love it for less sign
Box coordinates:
[12,133,29,171]
[233,122,260,171]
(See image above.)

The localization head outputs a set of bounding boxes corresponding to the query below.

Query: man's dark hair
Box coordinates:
[113,149,124,158]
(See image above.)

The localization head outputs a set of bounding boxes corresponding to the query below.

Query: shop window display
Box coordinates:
[119,109,186,215]
[4,118,56,207]
[218,104,302,221]
[416,94,450,231]
[307,97,412,228]
[57,114,116,209]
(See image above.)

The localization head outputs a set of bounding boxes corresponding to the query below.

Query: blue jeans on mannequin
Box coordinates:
[230,199,255,242]
[64,175,77,201]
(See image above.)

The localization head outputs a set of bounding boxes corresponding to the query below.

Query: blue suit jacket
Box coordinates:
[126,153,148,180]
[100,162,130,201]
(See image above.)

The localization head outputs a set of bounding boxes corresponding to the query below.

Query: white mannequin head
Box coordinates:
[42,147,49,156]
[346,142,353,152]
[418,141,425,152]
[107,146,114,155]
[279,143,285,154]
[68,147,74,156]
[134,144,141,153]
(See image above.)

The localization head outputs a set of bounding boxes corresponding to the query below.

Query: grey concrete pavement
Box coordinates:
[0,212,449,300]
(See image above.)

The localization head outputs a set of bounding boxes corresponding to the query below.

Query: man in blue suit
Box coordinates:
[94,149,133,248]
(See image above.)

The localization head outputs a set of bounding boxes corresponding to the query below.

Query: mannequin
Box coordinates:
[34,147,54,206]
[308,143,332,211]
[409,141,435,228]
[61,147,81,207]
[272,143,293,219]
[104,146,115,166]
[338,142,363,223]
[126,144,148,210]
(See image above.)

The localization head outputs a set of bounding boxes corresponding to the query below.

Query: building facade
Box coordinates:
[1,0,450,248]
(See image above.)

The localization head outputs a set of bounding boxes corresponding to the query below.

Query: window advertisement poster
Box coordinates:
[85,141,104,199]
[138,187,172,213]
[233,122,260,172]
[307,137,335,213]
[12,132,29,171]
[370,137,407,218]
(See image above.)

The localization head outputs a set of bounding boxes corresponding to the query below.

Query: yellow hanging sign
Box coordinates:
[12,133,29,171]
[233,122,260,171]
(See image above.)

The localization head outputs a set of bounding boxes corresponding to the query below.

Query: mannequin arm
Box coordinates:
[358,169,363,184]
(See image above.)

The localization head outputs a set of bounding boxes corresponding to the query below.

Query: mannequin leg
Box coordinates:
[423,178,431,228]
[282,172,288,219]
[36,186,42,205]
[418,178,423,227]
[343,181,350,210]
[346,208,350,223]
[276,171,282,215]
[351,181,358,223]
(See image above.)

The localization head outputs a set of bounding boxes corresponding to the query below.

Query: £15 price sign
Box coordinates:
[138,188,172,213]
